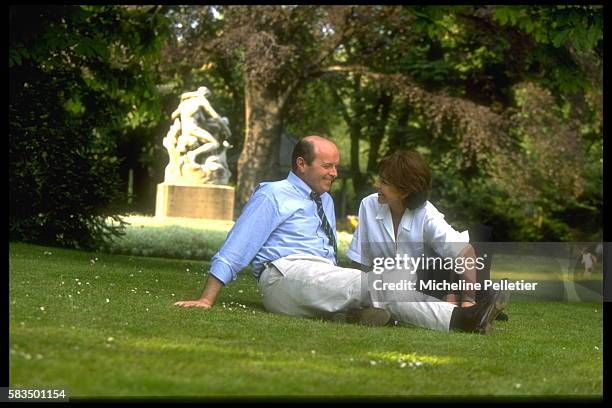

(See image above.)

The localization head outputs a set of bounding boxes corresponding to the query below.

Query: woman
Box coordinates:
[348,150,479,307]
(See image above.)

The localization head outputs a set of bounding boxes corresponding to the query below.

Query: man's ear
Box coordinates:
[295,157,305,173]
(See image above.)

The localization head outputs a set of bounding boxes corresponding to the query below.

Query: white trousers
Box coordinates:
[256,254,456,332]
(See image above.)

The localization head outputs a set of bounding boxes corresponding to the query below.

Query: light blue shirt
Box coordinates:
[209,171,337,285]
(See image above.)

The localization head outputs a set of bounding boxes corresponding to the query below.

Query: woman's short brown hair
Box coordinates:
[378,150,432,210]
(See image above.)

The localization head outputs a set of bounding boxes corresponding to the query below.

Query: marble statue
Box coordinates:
[162,86,232,185]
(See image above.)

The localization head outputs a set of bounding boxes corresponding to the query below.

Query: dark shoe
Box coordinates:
[331,307,392,327]
[475,289,510,334]
[495,311,509,321]
[494,278,510,322]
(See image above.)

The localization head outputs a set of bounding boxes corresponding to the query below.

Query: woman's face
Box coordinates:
[374,177,406,208]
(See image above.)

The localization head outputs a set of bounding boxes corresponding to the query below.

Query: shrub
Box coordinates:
[9,72,127,249]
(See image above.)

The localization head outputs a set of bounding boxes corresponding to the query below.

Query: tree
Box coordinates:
[320,5,602,239]
[169,6,413,207]
[166,5,602,239]
[9,5,171,248]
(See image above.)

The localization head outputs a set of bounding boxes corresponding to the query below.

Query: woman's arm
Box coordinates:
[351,260,370,272]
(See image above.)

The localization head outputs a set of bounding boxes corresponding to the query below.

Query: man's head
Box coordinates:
[292,136,340,194]
[180,86,211,101]
[197,86,211,97]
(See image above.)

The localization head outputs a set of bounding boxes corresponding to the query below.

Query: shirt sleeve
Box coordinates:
[347,199,372,266]
[423,213,470,259]
[209,191,281,285]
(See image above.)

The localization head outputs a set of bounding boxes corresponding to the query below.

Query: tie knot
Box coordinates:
[310,191,322,203]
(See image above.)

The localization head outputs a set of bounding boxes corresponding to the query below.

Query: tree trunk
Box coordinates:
[366,91,393,172]
[235,81,284,210]
[329,77,367,207]
[386,103,411,155]
[349,119,367,199]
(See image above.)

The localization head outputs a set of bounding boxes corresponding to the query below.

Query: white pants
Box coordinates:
[257,254,456,332]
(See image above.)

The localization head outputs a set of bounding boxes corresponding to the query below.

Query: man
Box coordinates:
[175,136,508,333]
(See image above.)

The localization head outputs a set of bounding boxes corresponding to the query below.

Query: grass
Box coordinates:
[9,241,603,398]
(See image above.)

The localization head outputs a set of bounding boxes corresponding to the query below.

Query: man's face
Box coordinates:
[296,141,340,194]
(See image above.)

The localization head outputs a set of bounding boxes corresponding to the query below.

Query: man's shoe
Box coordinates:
[475,289,510,334]
[495,311,509,321]
[331,307,391,327]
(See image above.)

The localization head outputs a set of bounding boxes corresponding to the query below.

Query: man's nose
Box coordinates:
[329,166,338,177]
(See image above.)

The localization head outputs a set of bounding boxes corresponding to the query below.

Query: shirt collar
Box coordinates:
[287,171,315,199]
[375,204,387,221]
[375,200,426,220]
[375,202,414,232]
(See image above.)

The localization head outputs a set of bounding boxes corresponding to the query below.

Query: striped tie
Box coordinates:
[310,191,337,262]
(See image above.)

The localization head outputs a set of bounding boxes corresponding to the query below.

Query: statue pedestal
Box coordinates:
[155,183,235,220]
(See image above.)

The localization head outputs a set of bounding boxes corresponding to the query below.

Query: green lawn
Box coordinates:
[9,242,603,398]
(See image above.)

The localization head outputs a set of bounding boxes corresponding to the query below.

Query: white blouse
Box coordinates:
[347,193,470,267]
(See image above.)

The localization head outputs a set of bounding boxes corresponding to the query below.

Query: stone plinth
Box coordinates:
[155,183,234,220]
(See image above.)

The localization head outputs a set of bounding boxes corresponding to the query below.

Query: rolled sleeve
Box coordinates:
[347,229,364,265]
[209,192,280,284]
[424,215,470,259]
[347,200,372,266]
[209,256,235,286]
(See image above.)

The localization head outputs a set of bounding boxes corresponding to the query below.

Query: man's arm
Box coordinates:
[174,274,224,308]
[174,191,279,309]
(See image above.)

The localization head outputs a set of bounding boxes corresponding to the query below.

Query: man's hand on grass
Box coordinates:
[174,275,223,309]
[174,299,214,309]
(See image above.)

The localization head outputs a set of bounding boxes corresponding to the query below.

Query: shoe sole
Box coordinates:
[330,313,348,323]
[495,311,509,322]
[358,308,392,327]
[477,291,510,334]
[330,308,391,327]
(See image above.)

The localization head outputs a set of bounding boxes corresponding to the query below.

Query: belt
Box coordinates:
[256,262,273,281]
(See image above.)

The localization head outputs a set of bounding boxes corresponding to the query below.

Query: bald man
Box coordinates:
[175,136,508,333]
